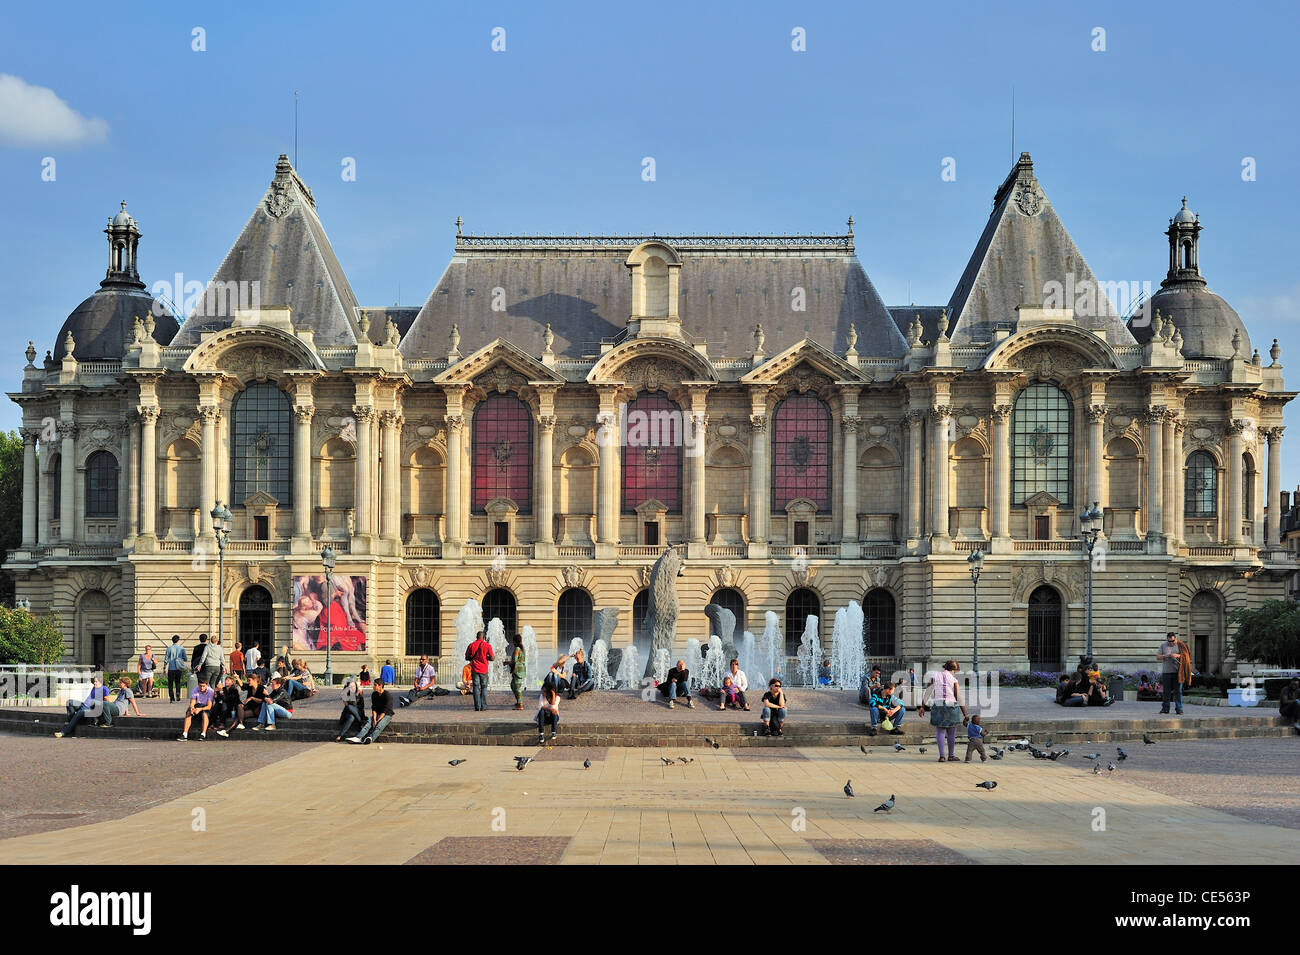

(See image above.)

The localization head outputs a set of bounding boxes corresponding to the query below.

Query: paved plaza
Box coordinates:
[2,732,1295,864]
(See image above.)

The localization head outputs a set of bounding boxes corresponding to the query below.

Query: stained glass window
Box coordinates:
[622,392,682,513]
[1242,455,1254,521]
[1185,451,1217,517]
[85,450,119,518]
[405,589,440,656]
[472,394,532,513]
[772,394,831,511]
[1012,383,1072,505]
[231,383,292,504]
[51,455,61,521]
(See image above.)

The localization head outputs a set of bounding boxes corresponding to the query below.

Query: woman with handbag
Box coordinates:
[921,660,968,763]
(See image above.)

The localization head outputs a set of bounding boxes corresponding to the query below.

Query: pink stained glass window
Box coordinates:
[772,393,832,511]
[472,393,533,514]
[621,392,683,513]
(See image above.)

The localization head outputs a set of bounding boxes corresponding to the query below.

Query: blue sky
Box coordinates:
[2,0,1298,478]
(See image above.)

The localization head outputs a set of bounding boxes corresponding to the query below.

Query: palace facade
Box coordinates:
[7,153,1294,677]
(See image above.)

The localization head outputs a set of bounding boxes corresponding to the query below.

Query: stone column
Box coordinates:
[353,406,375,541]
[117,422,131,541]
[841,399,860,546]
[687,392,708,551]
[1086,405,1105,512]
[906,410,924,542]
[139,408,158,539]
[20,428,37,548]
[293,405,313,544]
[595,387,621,555]
[1266,427,1284,547]
[199,407,219,533]
[1173,418,1185,545]
[1162,413,1177,539]
[217,403,230,513]
[930,406,951,543]
[1226,420,1244,546]
[60,422,77,543]
[444,413,464,546]
[127,416,140,540]
[380,411,402,544]
[1145,410,1163,540]
[536,414,556,551]
[991,405,1011,544]
[37,432,51,547]
[749,411,769,550]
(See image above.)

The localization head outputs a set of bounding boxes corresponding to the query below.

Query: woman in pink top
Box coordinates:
[925,660,969,762]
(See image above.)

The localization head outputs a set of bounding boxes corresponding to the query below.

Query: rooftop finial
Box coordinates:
[1270,338,1281,365]
[456,216,463,236]
[846,215,854,236]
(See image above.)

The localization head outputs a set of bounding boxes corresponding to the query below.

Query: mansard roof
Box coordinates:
[172,156,362,349]
[400,233,908,362]
[946,153,1136,348]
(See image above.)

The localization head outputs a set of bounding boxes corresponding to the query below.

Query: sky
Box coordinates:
[1,0,1298,479]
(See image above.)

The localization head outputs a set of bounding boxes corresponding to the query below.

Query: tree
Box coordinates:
[1228,599,1300,669]
[0,606,65,664]
[0,430,23,605]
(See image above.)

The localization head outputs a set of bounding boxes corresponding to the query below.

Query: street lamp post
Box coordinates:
[321,544,337,686]
[210,504,233,653]
[1079,501,1104,663]
[967,548,985,678]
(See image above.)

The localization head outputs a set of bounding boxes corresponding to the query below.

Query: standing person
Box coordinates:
[508,633,526,710]
[229,642,246,681]
[244,641,262,679]
[398,655,438,708]
[567,649,595,700]
[137,645,157,698]
[658,659,694,709]
[178,677,215,741]
[466,629,495,712]
[1156,632,1188,715]
[348,679,394,744]
[964,714,988,763]
[536,682,560,743]
[760,678,788,737]
[335,675,368,742]
[379,659,396,685]
[164,635,187,703]
[194,634,222,690]
[925,660,968,763]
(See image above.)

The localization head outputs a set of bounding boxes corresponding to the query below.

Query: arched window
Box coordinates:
[863,589,896,657]
[631,589,650,648]
[85,450,119,518]
[238,586,274,656]
[1242,454,1255,522]
[1185,451,1217,517]
[482,588,517,638]
[1012,383,1072,505]
[785,587,821,656]
[231,382,293,504]
[472,393,532,513]
[772,394,832,511]
[622,392,682,513]
[51,454,61,521]
[557,589,594,650]
[1027,585,1062,671]
[405,589,440,656]
[709,587,746,637]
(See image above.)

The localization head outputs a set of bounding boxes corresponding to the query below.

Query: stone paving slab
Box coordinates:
[405,836,570,865]
[809,838,978,865]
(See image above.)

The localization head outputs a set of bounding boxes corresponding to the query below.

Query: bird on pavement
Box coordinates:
[1107,761,1116,773]
[1048,751,1065,761]
[874,795,895,813]
[1043,739,1053,750]
[1092,763,1101,775]
[975,780,997,790]
[514,756,531,771]
[448,759,467,766]
[893,742,905,752]
[844,780,855,798]
[1083,753,1102,761]
[678,757,694,764]
[703,736,720,749]
[990,748,1004,760]
[583,757,591,769]
[860,745,870,755]
[660,756,675,765]
[919,746,928,754]
[1116,746,1129,761]
[1143,734,1156,745]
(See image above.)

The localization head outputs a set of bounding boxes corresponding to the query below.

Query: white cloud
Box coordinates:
[0,74,109,147]
[1240,283,1300,324]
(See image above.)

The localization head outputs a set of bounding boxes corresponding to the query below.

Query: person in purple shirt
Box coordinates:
[398,655,438,707]
[178,679,215,741]
[54,678,106,738]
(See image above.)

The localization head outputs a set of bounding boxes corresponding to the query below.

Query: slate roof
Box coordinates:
[946,153,1136,347]
[400,235,908,361]
[172,156,362,348]
[888,305,952,346]
[55,287,177,361]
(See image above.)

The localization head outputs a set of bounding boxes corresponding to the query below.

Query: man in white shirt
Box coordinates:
[244,642,262,677]
[719,658,750,710]
[399,655,438,707]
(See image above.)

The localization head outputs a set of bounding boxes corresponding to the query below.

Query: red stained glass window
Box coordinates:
[472,393,532,514]
[772,393,832,511]
[622,392,682,513]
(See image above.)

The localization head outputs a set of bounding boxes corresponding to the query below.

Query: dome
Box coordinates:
[1131,286,1249,360]
[111,201,136,228]
[53,287,178,361]
[1173,198,1196,225]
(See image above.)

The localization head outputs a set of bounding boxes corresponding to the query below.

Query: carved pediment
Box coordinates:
[241,490,280,509]
[1022,491,1061,509]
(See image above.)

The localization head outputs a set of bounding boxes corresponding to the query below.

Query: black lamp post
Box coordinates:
[210,503,232,652]
[967,547,985,678]
[1079,501,1104,661]
[321,544,337,686]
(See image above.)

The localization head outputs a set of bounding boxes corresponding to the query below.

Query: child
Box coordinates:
[358,664,372,686]
[964,714,987,762]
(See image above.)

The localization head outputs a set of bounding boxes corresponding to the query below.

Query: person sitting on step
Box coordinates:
[658,660,694,709]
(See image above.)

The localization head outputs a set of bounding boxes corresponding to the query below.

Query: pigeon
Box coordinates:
[1043,739,1053,750]
[975,780,997,790]
[583,757,591,769]
[860,745,870,755]
[1116,747,1129,761]
[844,780,855,798]
[660,756,675,765]
[514,756,531,771]
[990,748,1004,760]
[1056,749,1070,758]
[1143,734,1156,745]
[1083,753,1102,761]
[919,746,928,754]
[1048,751,1064,761]
[893,742,905,752]
[703,736,720,749]
[874,795,895,813]
[677,757,694,764]
[1107,761,1116,773]
[448,759,467,766]
[1092,762,1101,775]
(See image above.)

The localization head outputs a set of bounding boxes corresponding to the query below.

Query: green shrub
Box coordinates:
[1228,600,1300,668]
[0,606,65,664]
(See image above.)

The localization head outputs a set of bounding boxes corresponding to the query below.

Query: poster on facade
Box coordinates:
[292,574,367,652]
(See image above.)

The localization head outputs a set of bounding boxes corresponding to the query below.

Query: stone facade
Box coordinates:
[6,155,1294,678]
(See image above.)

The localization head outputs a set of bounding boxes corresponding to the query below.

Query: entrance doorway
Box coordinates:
[1027,585,1062,671]
[239,586,274,663]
